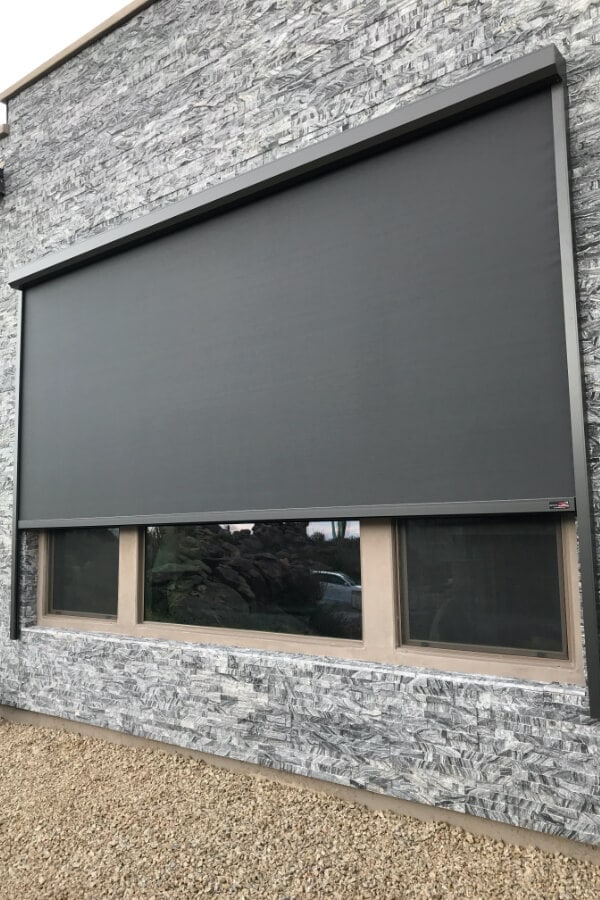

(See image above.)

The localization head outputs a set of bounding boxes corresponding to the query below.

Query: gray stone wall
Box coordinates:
[1,0,600,844]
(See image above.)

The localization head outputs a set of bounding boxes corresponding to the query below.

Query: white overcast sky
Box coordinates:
[1,0,130,121]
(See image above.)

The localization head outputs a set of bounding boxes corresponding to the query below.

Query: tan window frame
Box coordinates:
[36,518,585,685]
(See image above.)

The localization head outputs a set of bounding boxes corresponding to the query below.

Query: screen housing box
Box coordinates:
[14,87,574,528]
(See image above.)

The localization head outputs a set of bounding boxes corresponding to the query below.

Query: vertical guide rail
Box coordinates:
[552,81,600,717]
[10,290,23,640]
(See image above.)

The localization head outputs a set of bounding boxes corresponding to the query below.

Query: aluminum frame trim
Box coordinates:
[10,291,24,640]
[551,81,600,717]
[8,46,564,290]
[17,498,576,530]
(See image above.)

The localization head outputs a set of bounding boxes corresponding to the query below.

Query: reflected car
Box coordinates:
[312,570,362,610]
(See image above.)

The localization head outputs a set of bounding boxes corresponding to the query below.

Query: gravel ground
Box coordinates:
[0,721,598,899]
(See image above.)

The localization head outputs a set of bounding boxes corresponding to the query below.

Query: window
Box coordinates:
[144,521,362,639]
[399,516,566,658]
[35,516,584,685]
[47,528,119,618]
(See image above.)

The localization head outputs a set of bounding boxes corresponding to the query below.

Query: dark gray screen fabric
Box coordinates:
[19,89,574,527]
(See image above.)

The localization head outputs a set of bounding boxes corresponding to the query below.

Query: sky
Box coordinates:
[0,0,130,122]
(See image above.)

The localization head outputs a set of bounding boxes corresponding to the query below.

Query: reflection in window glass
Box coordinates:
[402,516,566,657]
[144,521,362,639]
[50,528,119,617]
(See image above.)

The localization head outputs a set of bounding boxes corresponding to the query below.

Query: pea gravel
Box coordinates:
[0,721,598,899]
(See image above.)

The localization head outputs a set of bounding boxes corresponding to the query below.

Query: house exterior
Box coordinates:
[2,0,600,848]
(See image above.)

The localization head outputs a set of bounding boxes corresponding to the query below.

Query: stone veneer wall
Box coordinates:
[1,0,600,845]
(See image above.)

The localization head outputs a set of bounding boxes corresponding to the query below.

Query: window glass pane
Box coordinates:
[144,521,362,639]
[50,528,119,617]
[402,516,565,656]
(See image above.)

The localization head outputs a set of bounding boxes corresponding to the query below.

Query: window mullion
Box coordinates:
[117,526,142,629]
[360,519,396,656]
[36,531,51,620]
